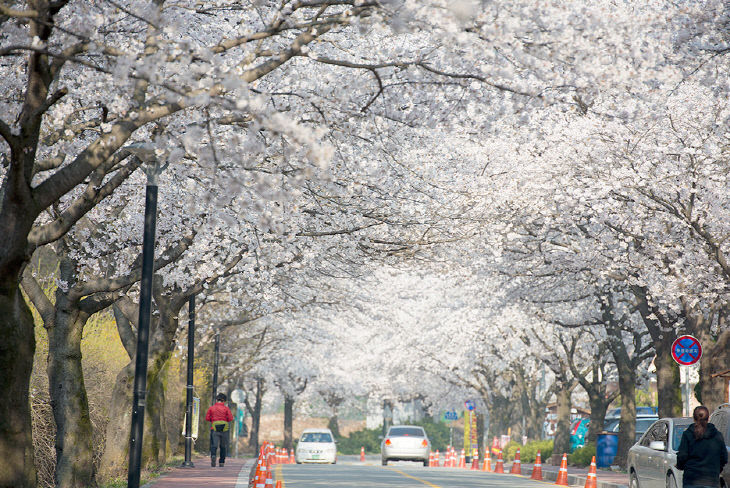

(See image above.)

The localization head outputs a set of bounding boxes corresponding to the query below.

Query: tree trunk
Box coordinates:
[98,351,171,478]
[284,395,294,451]
[655,338,682,418]
[586,392,609,444]
[47,293,96,488]
[552,387,572,462]
[697,329,730,411]
[631,286,682,418]
[98,363,134,479]
[0,284,37,488]
[614,370,636,468]
[327,415,340,439]
[248,378,264,455]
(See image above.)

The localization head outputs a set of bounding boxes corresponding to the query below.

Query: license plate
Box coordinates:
[311,455,320,459]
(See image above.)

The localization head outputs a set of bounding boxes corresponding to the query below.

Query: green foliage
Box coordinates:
[568,443,596,467]
[336,427,382,454]
[505,439,554,463]
[336,419,453,454]
[410,419,451,452]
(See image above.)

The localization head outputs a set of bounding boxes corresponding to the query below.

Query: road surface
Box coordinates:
[274,458,554,488]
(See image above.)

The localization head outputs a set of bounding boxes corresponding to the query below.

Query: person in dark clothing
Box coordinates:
[205,393,233,467]
[677,406,728,488]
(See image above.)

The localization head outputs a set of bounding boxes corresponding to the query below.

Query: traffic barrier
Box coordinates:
[471,448,479,470]
[555,453,569,486]
[494,449,504,473]
[482,447,491,471]
[584,456,597,488]
[458,449,466,468]
[510,448,521,475]
[360,446,365,462]
[530,450,543,480]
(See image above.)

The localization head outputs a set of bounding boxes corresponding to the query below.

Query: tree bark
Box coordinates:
[0,283,37,488]
[552,387,572,462]
[284,395,294,451]
[614,370,636,468]
[654,338,682,418]
[47,295,96,488]
[631,286,683,418]
[247,378,264,456]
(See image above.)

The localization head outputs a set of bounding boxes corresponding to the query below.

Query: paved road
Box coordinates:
[274,460,556,488]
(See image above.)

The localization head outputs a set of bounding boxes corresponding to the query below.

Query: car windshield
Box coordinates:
[388,427,425,437]
[636,418,657,433]
[672,422,692,451]
[300,432,333,443]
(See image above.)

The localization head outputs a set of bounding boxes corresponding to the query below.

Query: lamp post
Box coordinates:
[125,143,165,488]
[211,329,220,404]
[182,295,196,467]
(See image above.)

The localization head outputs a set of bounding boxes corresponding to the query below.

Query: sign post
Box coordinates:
[671,335,702,416]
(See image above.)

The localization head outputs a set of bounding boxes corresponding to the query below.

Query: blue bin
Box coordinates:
[596,432,619,468]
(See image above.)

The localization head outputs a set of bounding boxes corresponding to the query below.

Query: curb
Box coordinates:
[538,468,627,488]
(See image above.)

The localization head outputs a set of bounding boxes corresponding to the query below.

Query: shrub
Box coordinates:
[336,427,382,454]
[568,443,596,467]
[506,439,553,463]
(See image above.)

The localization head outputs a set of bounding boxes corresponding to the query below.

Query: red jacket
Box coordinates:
[206,402,233,430]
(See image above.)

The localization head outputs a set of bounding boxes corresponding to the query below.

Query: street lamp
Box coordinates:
[125,142,166,488]
[211,329,220,404]
[182,295,196,468]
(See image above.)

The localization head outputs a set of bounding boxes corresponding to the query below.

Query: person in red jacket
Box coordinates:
[205,393,233,467]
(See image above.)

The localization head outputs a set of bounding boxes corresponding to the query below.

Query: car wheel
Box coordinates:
[630,471,640,488]
[382,458,388,466]
[667,473,677,488]
[423,458,429,467]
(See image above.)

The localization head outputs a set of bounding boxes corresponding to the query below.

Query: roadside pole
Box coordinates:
[671,335,702,417]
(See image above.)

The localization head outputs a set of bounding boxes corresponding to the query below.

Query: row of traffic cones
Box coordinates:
[425,446,599,488]
[252,442,291,488]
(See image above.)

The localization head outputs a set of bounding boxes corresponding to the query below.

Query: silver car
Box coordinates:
[628,417,693,488]
[381,425,430,466]
[708,404,730,488]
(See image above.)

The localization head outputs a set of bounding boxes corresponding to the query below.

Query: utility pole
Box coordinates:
[182,295,195,467]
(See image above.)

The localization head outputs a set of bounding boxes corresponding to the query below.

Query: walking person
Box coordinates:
[677,406,728,488]
[205,393,233,467]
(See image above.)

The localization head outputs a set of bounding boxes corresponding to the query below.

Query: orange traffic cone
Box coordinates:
[275,482,283,488]
[510,448,522,475]
[555,453,569,486]
[494,450,504,473]
[435,450,440,467]
[471,448,479,470]
[360,446,365,462]
[482,447,491,471]
[584,456,597,488]
[254,457,266,488]
[429,451,434,467]
[530,450,543,480]
[265,457,274,487]
[289,448,295,464]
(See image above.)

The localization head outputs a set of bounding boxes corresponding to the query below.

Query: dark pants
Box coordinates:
[210,430,229,462]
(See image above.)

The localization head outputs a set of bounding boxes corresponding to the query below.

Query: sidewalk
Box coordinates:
[142,457,253,488]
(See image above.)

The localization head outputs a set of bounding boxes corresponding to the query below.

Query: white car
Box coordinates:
[628,417,693,488]
[295,428,337,464]
[381,425,430,466]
